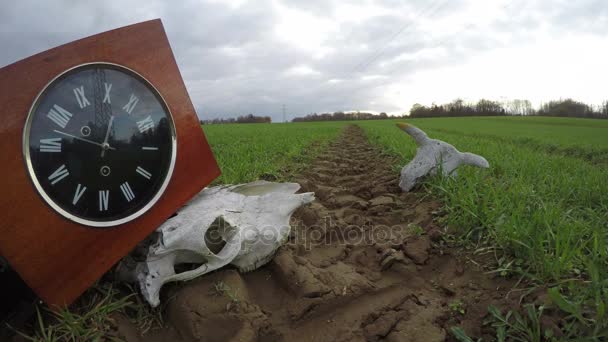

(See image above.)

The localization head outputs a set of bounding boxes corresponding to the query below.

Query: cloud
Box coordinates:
[1,0,607,121]
[285,65,322,77]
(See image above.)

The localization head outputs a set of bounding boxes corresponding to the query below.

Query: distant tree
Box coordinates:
[291,111,392,122]
[407,97,608,119]
[601,101,608,117]
[476,99,505,116]
[522,100,534,116]
[410,98,482,118]
[537,99,600,118]
[201,114,271,124]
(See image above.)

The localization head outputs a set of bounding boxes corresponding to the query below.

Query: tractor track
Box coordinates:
[121,125,518,342]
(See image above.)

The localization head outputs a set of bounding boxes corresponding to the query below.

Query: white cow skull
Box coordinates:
[396,123,489,192]
[117,181,314,307]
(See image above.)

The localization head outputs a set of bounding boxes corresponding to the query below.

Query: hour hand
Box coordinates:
[53,130,116,150]
[101,115,115,158]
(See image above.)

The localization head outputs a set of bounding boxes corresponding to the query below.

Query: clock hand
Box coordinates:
[53,129,116,150]
[101,115,115,158]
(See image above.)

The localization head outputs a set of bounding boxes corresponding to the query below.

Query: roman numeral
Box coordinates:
[103,83,112,104]
[99,190,109,211]
[72,183,87,205]
[47,104,73,129]
[73,86,90,109]
[142,146,158,151]
[136,116,154,133]
[40,138,62,152]
[48,164,69,185]
[123,94,139,114]
[120,182,135,202]
[136,166,152,180]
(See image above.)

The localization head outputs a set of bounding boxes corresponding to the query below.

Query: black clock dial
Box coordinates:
[23,63,176,227]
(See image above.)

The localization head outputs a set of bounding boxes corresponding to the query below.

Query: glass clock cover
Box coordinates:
[23,63,177,227]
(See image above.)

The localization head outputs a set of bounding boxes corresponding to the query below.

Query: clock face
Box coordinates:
[23,63,177,227]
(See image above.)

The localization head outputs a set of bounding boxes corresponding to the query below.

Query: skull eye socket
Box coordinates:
[205,216,235,255]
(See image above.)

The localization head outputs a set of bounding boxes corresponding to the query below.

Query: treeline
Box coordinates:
[292,111,389,122]
[411,98,531,117]
[537,99,608,119]
[201,113,272,124]
[410,98,608,119]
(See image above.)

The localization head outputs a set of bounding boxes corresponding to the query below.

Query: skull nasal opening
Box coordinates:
[205,216,233,255]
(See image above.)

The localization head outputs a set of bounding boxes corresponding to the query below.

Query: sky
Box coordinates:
[1,0,607,122]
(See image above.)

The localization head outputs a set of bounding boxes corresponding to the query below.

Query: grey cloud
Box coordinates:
[1,0,606,121]
[280,0,336,15]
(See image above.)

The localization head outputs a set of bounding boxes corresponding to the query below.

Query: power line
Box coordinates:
[320,0,450,114]
[416,0,519,56]
[345,0,522,105]
[282,104,286,123]
[349,0,449,76]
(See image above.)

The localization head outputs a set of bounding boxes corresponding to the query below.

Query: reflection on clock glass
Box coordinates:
[24,63,176,227]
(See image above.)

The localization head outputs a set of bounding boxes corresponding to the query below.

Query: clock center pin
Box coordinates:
[100,165,111,177]
[80,125,91,137]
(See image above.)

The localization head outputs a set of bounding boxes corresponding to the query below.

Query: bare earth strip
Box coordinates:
[131,125,519,342]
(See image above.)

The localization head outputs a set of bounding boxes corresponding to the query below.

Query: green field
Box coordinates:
[203,121,345,184]
[361,118,608,335]
[204,116,608,337]
[20,116,607,340]
[401,117,608,165]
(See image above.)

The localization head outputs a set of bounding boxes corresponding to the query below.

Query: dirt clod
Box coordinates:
[403,236,431,265]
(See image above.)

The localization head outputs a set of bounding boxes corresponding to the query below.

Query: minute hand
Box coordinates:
[53,130,116,150]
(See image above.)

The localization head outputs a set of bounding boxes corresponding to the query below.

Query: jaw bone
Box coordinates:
[396,123,489,192]
[117,181,314,307]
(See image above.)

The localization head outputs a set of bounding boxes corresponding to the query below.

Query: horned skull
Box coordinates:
[117,181,314,307]
[396,123,490,192]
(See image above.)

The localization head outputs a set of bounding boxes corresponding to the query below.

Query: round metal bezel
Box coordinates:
[22,62,178,228]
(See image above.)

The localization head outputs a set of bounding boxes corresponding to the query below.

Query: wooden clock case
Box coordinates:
[0,19,220,306]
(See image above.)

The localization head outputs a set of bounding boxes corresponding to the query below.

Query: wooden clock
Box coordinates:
[0,19,220,306]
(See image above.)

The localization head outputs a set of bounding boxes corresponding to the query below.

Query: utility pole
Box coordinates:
[282,104,286,123]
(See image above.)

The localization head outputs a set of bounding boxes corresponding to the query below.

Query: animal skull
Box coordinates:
[117,181,314,307]
[396,123,489,192]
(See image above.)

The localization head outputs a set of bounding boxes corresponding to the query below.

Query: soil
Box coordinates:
[117,125,520,342]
